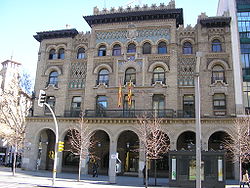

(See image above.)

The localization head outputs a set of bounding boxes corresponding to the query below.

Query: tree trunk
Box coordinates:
[12,145,17,176]
[78,151,82,181]
[154,159,157,186]
[145,158,148,188]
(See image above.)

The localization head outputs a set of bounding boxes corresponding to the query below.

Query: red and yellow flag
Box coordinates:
[127,80,132,108]
[118,80,122,107]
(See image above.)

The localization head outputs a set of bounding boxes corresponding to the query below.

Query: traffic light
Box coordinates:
[38,90,46,107]
[58,141,64,152]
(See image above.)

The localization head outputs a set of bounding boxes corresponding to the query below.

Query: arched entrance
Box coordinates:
[37,129,55,171]
[208,131,234,179]
[117,130,139,176]
[62,130,79,172]
[89,130,110,175]
[177,131,196,150]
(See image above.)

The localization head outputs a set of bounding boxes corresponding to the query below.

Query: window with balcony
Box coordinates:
[183,42,193,54]
[70,96,81,117]
[97,69,109,85]
[153,94,165,117]
[96,95,107,117]
[112,44,121,56]
[123,95,135,117]
[127,43,136,53]
[213,93,226,116]
[77,47,85,59]
[212,39,222,52]
[152,67,165,84]
[49,49,56,60]
[158,41,167,54]
[183,95,195,118]
[45,96,55,114]
[48,71,58,86]
[98,45,106,56]
[58,48,65,59]
[125,68,136,84]
[212,65,225,83]
[142,42,151,54]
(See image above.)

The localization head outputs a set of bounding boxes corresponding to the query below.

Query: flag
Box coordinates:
[118,80,122,107]
[127,80,132,108]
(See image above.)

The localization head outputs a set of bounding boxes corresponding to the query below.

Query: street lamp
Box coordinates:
[195,52,202,188]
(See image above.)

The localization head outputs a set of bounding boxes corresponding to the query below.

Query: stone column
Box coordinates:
[108,139,117,184]
[57,151,63,173]
[138,141,145,178]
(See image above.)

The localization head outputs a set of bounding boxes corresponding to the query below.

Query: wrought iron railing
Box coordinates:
[64,110,81,117]
[84,109,195,118]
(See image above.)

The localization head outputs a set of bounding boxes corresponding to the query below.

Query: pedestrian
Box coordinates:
[92,162,99,177]
[143,165,149,185]
[240,170,250,188]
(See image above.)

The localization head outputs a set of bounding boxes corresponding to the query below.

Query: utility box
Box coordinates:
[169,150,226,188]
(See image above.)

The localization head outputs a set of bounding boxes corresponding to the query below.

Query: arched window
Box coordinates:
[49,49,56,60]
[98,45,106,56]
[152,67,165,84]
[112,44,121,56]
[127,43,136,53]
[143,42,151,54]
[48,71,58,86]
[153,94,165,117]
[77,48,85,59]
[125,68,136,84]
[212,65,225,83]
[98,69,109,85]
[212,39,222,52]
[58,48,65,59]
[183,42,193,54]
[158,42,167,54]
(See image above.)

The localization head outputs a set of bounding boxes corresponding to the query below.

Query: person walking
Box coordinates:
[240,170,250,188]
[92,162,99,177]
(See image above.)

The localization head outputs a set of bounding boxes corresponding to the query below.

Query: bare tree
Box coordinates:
[0,77,31,176]
[67,114,96,181]
[223,117,250,181]
[137,115,170,187]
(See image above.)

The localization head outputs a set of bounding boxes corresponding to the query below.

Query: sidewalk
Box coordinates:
[0,166,239,188]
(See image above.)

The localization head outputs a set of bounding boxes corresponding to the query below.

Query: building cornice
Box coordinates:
[83,8,183,28]
[199,17,231,28]
[34,29,79,42]
[26,116,236,124]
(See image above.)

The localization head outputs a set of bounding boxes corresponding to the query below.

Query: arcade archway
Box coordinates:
[117,130,139,176]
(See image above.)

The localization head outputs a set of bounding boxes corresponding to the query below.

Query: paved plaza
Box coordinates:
[0,167,240,188]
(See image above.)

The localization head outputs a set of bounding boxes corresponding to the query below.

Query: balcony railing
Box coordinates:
[84,109,195,118]
[64,110,81,117]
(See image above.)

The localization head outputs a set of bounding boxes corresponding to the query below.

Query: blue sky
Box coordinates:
[0,0,218,80]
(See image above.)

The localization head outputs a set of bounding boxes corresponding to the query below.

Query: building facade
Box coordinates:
[218,0,250,113]
[23,0,241,182]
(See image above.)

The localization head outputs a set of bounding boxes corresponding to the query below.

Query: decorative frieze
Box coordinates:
[95,28,170,44]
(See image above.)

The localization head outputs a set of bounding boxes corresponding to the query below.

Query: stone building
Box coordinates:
[23,0,241,182]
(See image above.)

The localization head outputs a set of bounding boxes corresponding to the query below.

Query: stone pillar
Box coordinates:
[81,158,89,175]
[57,151,63,173]
[138,141,145,178]
[108,139,117,184]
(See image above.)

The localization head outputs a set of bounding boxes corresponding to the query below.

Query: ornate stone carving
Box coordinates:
[96,28,170,44]
[178,58,195,86]
[69,62,87,88]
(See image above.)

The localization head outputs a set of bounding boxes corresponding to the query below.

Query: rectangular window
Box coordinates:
[123,95,135,117]
[183,95,195,118]
[45,96,55,114]
[213,94,226,116]
[96,95,107,117]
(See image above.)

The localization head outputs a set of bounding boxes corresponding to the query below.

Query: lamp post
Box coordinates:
[195,52,202,188]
